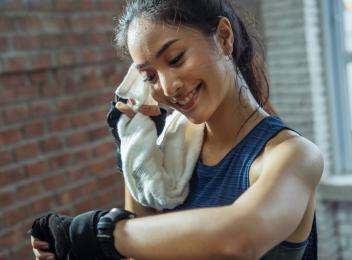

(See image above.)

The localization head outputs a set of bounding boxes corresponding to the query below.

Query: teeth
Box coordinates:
[177,88,197,106]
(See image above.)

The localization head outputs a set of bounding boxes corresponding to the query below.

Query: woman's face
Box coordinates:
[127,17,235,124]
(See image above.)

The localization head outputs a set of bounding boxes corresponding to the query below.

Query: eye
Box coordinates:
[169,51,185,66]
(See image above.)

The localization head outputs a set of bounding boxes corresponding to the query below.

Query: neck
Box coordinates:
[204,87,268,150]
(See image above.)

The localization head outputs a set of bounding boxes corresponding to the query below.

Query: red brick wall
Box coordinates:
[0,1,127,259]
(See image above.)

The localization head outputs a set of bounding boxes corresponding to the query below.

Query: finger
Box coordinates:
[139,105,161,116]
[33,248,56,260]
[31,236,49,250]
[115,102,135,119]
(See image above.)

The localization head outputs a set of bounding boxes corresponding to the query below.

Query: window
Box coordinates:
[323,0,352,174]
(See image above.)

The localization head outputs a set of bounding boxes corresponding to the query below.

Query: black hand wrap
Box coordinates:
[29,212,73,260]
[69,210,108,260]
[29,209,135,260]
[106,96,168,173]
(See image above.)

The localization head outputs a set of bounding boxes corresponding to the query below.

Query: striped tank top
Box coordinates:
[166,116,317,260]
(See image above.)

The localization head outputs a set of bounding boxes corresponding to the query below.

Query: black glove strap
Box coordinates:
[97,208,136,259]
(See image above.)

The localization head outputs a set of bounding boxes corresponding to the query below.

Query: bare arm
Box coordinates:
[124,185,160,217]
[114,137,323,259]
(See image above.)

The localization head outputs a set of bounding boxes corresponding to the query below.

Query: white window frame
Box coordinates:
[322,0,352,174]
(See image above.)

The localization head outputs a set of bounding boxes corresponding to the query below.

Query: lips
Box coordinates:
[174,82,202,111]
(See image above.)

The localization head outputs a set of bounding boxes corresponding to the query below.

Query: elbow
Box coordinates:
[220,236,261,260]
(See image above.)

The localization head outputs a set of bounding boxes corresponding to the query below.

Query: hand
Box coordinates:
[31,236,56,260]
[116,99,161,119]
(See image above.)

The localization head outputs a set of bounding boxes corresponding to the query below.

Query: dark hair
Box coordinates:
[115,0,276,115]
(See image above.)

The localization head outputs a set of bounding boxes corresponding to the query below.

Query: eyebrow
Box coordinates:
[135,38,180,70]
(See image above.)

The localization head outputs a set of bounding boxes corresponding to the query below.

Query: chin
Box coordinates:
[184,113,208,125]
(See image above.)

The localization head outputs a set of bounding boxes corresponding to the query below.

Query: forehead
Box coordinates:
[127,17,206,62]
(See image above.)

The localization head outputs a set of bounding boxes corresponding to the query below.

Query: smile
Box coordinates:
[174,82,202,111]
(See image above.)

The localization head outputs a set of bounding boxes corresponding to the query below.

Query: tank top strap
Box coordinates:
[237,115,297,188]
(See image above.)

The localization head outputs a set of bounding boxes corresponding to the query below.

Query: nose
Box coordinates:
[158,71,183,98]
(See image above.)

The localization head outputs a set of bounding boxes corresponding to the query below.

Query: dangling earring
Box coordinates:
[225,54,233,62]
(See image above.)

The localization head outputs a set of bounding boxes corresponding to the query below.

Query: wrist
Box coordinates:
[97,208,136,259]
[113,219,129,258]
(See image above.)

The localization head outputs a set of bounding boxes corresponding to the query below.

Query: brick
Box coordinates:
[13,83,39,101]
[66,131,88,146]
[15,143,40,161]
[0,88,15,104]
[27,0,53,11]
[4,204,30,226]
[49,117,72,132]
[16,16,43,32]
[57,98,78,114]
[88,126,108,141]
[41,82,63,97]
[17,180,42,199]
[14,35,40,50]
[30,70,51,90]
[102,64,123,86]
[88,157,115,174]
[3,105,29,123]
[3,55,29,72]
[23,120,46,137]
[11,242,34,260]
[31,53,52,70]
[53,0,79,11]
[0,73,28,89]
[48,153,70,169]
[91,108,108,122]
[70,112,93,128]
[43,173,66,190]
[31,196,55,215]
[93,141,115,156]
[0,189,16,208]
[80,179,97,194]
[74,198,94,213]
[0,128,22,145]
[0,150,13,166]
[82,48,98,63]
[0,168,23,186]
[68,165,88,180]
[95,187,123,207]
[96,0,120,10]
[24,160,50,177]
[57,187,81,205]
[72,148,93,161]
[97,172,119,187]
[86,31,110,45]
[0,226,24,248]
[39,33,66,49]
[0,16,17,33]
[66,32,86,46]
[29,100,53,117]
[0,37,8,52]
[101,47,120,62]
[39,137,62,153]
[78,0,96,11]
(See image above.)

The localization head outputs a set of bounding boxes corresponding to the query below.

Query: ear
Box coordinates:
[215,17,234,56]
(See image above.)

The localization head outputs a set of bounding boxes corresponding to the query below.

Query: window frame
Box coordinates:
[322,0,352,174]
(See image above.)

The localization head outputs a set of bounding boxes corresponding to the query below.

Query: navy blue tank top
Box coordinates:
[166,116,317,260]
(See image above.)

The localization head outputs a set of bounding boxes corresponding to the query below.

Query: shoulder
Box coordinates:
[260,129,324,188]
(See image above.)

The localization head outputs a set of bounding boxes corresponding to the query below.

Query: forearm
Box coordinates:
[113,206,251,260]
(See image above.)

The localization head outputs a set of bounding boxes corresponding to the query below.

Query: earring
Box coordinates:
[225,54,233,61]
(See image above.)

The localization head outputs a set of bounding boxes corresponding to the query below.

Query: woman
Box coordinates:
[31,0,323,259]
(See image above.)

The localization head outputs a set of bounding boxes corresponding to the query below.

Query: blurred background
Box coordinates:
[0,0,351,259]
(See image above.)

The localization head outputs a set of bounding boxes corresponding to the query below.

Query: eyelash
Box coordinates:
[143,51,186,84]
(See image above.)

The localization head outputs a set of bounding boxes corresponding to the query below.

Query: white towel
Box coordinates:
[116,64,204,210]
